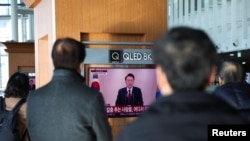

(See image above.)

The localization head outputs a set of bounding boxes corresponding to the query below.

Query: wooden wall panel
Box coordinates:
[109,117,137,139]
[23,0,41,8]
[4,42,35,76]
[8,53,34,76]
[55,0,82,39]
[55,0,167,42]
[80,0,166,37]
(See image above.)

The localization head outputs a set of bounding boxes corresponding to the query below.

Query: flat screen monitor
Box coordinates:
[87,67,158,117]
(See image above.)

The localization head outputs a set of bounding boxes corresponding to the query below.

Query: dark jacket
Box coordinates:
[115,91,248,141]
[213,82,250,122]
[27,69,112,141]
[115,87,143,106]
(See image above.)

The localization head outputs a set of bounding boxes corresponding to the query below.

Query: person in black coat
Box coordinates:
[115,27,248,141]
[213,61,250,122]
[115,73,143,106]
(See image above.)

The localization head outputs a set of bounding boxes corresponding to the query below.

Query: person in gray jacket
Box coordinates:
[27,37,112,141]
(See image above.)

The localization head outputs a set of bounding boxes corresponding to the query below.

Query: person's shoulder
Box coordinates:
[116,99,172,140]
[241,82,250,88]
[19,102,27,120]
[213,84,231,93]
[115,112,155,141]
[214,82,249,95]
[133,86,141,90]
[119,87,127,91]
[0,96,3,103]
[28,86,45,96]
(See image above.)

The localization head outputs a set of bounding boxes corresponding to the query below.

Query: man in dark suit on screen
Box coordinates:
[115,73,143,106]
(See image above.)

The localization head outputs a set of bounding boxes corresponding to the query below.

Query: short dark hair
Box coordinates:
[125,73,135,80]
[51,37,86,70]
[219,61,244,83]
[4,72,29,98]
[153,26,218,91]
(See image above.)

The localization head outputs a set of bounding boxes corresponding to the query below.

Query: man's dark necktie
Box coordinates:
[128,89,131,104]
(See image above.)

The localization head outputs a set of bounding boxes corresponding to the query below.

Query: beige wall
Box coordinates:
[33,0,55,87]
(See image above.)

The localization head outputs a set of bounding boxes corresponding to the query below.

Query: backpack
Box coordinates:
[0,97,26,141]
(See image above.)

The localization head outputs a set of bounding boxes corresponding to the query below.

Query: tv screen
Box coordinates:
[88,67,158,117]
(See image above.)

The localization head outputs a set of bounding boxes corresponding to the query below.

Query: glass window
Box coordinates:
[0,0,33,93]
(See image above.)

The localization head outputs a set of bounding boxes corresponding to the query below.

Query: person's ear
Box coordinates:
[218,76,224,86]
[77,62,83,73]
[155,66,173,96]
[207,66,216,86]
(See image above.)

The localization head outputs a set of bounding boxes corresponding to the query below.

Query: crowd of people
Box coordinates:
[0,26,249,141]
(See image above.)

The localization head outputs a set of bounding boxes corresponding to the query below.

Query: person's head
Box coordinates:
[4,72,29,98]
[218,61,244,85]
[51,37,86,72]
[125,73,135,89]
[153,26,218,95]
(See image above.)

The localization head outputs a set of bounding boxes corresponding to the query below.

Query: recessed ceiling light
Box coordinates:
[242,62,246,64]
[237,51,241,57]
[229,53,234,56]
